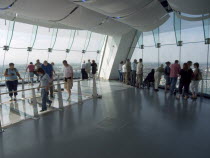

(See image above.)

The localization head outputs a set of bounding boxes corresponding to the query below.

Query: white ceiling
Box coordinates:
[0,0,208,35]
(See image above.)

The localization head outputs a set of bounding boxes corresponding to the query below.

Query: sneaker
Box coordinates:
[13,97,17,101]
[40,109,47,112]
[9,97,13,101]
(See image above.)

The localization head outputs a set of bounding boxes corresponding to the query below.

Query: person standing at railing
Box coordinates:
[125,59,131,85]
[91,60,97,78]
[170,60,181,95]
[154,64,164,91]
[176,63,192,100]
[34,59,42,82]
[86,59,91,79]
[136,58,143,88]
[118,61,123,82]
[41,61,54,98]
[191,63,202,99]
[4,63,22,101]
[164,61,171,92]
[122,62,127,83]
[37,68,52,112]
[131,59,137,86]
[26,62,35,85]
[63,60,74,100]
[81,61,88,80]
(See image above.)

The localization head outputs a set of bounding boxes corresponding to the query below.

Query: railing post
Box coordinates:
[22,79,25,99]
[78,80,83,104]
[201,79,204,98]
[0,118,4,133]
[92,77,98,98]
[92,76,102,99]
[0,88,2,104]
[57,76,63,109]
[31,88,39,119]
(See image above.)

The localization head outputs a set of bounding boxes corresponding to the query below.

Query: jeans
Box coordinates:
[29,72,34,83]
[6,80,18,97]
[178,82,190,96]
[131,71,136,86]
[118,70,123,82]
[170,77,178,94]
[41,89,51,110]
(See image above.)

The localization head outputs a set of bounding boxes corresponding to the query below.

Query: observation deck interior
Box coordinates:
[0,80,210,158]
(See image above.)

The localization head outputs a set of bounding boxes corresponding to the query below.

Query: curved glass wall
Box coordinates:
[0,19,106,81]
[131,13,210,95]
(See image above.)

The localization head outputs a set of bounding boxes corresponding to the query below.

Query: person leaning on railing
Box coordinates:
[37,68,52,112]
[4,63,22,101]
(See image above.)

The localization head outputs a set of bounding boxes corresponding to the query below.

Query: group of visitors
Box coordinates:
[118,59,202,100]
[4,59,74,112]
[81,59,97,80]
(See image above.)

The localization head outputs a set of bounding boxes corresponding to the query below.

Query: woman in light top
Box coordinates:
[154,64,164,91]
[191,63,202,99]
[4,63,22,101]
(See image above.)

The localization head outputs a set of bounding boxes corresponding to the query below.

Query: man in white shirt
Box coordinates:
[81,61,87,80]
[86,59,91,79]
[136,58,143,88]
[122,63,127,83]
[131,59,137,86]
[63,60,73,100]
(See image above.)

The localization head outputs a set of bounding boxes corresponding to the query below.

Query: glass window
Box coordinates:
[10,22,34,48]
[71,30,89,51]
[53,29,71,50]
[0,19,9,47]
[33,26,52,49]
[181,20,204,43]
[160,44,179,63]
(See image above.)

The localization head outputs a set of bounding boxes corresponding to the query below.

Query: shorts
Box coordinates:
[165,76,171,85]
[64,78,73,90]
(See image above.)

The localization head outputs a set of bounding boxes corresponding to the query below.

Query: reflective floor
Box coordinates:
[0,80,210,158]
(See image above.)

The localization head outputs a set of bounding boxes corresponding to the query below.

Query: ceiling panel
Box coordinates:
[70,0,153,17]
[168,0,210,15]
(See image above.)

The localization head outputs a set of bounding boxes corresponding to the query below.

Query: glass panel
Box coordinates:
[71,30,89,51]
[143,47,158,77]
[174,12,181,44]
[54,29,71,50]
[152,27,160,47]
[143,31,154,46]
[181,20,204,43]
[160,44,180,63]
[87,32,105,51]
[0,19,9,47]
[10,22,34,48]
[33,27,52,49]
[203,18,210,39]
[2,48,28,75]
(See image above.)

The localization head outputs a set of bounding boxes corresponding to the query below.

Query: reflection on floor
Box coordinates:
[0,80,210,158]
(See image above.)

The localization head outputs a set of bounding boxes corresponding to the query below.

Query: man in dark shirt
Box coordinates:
[91,60,97,78]
[41,61,54,98]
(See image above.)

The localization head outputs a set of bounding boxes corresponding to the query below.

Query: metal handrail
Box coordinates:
[0,79,82,96]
